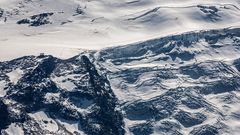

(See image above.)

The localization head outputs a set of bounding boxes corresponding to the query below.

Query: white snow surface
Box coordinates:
[28,111,86,134]
[28,111,58,132]
[98,28,240,102]
[0,0,240,61]
[5,123,24,135]
[6,68,23,84]
[57,119,86,135]
[51,75,77,91]
[0,80,6,97]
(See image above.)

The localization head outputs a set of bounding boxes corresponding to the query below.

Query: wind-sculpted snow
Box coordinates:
[95,28,240,135]
[0,28,240,134]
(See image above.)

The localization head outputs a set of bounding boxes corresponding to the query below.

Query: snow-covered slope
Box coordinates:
[0,0,240,60]
[95,28,240,135]
[1,0,240,135]
[0,28,240,135]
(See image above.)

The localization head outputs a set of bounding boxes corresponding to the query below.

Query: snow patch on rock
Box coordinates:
[6,68,23,84]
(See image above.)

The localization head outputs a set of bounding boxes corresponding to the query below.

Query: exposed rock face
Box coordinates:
[0,100,9,130]
[0,55,124,135]
[17,13,54,26]
[0,8,3,18]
